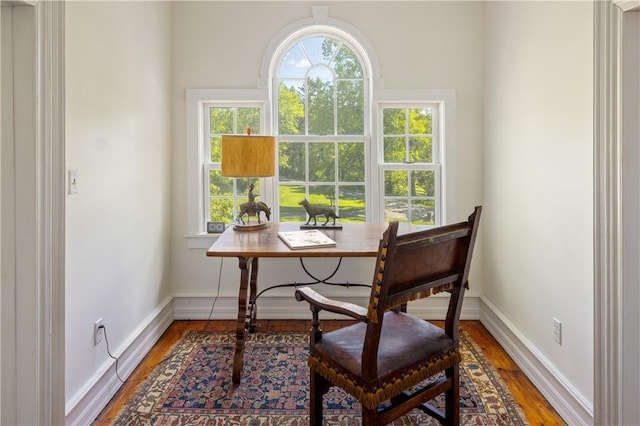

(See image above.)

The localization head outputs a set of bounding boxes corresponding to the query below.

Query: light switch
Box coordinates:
[69,169,79,194]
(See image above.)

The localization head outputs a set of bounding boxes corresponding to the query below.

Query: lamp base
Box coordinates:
[233,222,268,232]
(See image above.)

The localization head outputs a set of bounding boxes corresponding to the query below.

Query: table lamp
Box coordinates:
[221,130,276,231]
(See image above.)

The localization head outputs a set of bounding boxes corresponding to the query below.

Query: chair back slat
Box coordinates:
[364,206,482,348]
[387,230,471,298]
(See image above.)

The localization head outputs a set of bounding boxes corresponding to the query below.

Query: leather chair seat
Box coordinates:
[310,311,459,408]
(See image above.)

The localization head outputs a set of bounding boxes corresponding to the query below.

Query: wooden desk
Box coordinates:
[206,222,388,384]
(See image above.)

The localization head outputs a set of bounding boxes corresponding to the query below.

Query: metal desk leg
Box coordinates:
[232,256,258,384]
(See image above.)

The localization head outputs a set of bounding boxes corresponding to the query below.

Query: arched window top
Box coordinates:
[275,32,367,137]
[277,35,363,80]
[259,6,380,89]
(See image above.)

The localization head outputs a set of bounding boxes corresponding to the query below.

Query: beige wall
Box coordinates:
[483,1,594,406]
[65,0,172,408]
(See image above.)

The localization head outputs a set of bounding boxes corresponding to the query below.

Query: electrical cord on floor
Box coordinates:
[104,257,227,378]
[152,258,226,369]
[100,325,125,384]
[206,257,224,324]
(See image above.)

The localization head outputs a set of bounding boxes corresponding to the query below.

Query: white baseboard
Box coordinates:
[64,298,174,426]
[172,294,482,320]
[479,296,593,425]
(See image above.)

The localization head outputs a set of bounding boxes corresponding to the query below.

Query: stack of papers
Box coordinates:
[277,229,337,250]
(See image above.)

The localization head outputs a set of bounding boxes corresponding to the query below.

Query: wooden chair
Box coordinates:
[295,206,482,425]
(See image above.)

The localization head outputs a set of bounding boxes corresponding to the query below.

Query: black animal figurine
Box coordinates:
[299,199,340,226]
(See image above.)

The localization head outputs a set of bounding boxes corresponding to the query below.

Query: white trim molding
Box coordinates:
[592,1,638,424]
[480,297,593,425]
[613,0,640,12]
[36,2,66,424]
[1,1,65,425]
[172,294,481,321]
[64,298,174,426]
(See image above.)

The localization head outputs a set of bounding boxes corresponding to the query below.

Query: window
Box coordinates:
[378,104,441,225]
[186,24,456,248]
[275,35,367,223]
[203,103,264,223]
[185,89,270,247]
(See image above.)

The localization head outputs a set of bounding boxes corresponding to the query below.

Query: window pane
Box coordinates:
[280,185,307,222]
[338,142,364,182]
[279,142,305,182]
[409,137,433,163]
[411,170,435,197]
[278,43,310,78]
[309,143,335,182]
[384,199,409,223]
[303,36,338,66]
[210,135,222,162]
[209,170,232,196]
[339,185,365,222]
[383,108,406,135]
[209,107,262,162]
[308,186,336,207]
[385,170,408,197]
[235,178,260,198]
[278,81,305,135]
[237,108,260,135]
[209,198,233,222]
[210,107,233,134]
[383,137,406,163]
[307,70,334,135]
[333,45,363,79]
[337,80,364,135]
[409,108,432,134]
[412,199,436,225]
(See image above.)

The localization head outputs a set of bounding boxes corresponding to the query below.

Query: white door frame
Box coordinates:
[0,1,65,425]
[594,1,640,425]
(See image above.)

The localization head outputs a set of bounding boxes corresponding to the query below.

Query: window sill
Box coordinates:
[185,233,221,249]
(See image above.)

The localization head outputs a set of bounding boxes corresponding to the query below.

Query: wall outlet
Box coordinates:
[553,317,562,345]
[94,318,104,345]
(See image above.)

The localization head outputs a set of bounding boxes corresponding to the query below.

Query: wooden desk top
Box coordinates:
[206,222,390,258]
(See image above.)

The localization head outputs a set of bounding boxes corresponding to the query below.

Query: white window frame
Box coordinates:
[272,29,372,222]
[187,91,455,247]
[372,89,456,225]
[202,101,268,225]
[186,89,270,248]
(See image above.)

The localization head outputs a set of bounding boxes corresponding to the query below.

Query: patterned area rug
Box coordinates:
[111,331,528,425]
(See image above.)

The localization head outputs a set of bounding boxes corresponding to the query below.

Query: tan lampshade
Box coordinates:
[221,135,276,177]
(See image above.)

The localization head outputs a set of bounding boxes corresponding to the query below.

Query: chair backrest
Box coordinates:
[364,206,482,355]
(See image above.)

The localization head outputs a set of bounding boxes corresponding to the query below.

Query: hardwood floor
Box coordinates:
[94,320,566,425]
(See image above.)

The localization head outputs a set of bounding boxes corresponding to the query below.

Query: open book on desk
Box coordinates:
[277,229,337,250]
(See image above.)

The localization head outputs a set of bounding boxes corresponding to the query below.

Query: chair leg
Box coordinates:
[445,364,460,426]
[309,370,330,426]
[361,406,379,426]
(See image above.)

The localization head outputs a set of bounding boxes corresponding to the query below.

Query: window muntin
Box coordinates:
[204,103,264,223]
[379,105,440,226]
[276,35,366,222]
